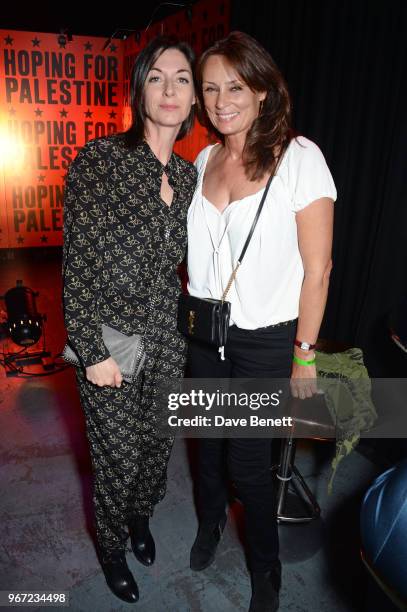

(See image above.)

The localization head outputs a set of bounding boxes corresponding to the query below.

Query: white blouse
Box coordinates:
[187,136,337,329]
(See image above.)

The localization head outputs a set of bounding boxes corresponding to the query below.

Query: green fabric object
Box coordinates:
[315,348,377,494]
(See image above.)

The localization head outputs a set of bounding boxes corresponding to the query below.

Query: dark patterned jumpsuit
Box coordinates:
[62,133,197,560]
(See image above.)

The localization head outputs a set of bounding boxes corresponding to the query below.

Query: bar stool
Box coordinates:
[275,339,352,523]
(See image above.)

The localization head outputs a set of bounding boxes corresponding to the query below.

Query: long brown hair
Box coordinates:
[196,31,294,181]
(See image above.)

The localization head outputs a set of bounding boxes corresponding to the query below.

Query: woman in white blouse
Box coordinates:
[187,31,336,612]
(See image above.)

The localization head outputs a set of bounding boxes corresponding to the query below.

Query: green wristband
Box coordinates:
[293,355,316,366]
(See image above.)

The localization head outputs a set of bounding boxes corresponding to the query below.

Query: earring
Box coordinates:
[259,100,264,116]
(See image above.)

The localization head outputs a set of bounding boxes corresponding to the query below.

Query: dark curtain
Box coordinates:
[230,0,407,370]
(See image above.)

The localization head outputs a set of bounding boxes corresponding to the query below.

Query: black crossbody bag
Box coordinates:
[177,172,275,360]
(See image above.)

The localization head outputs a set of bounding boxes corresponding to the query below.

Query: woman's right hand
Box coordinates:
[85,357,123,388]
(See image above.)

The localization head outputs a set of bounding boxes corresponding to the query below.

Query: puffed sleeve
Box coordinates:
[288,136,337,212]
[62,141,111,368]
[194,145,214,173]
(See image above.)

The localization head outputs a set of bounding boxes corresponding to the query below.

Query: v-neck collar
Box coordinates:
[138,139,179,185]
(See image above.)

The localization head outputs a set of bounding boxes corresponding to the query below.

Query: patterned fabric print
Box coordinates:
[62,134,197,558]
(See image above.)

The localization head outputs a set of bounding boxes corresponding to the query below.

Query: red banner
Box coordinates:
[0,31,124,248]
[0,0,230,248]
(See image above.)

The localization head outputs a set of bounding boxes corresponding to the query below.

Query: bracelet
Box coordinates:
[293,354,316,366]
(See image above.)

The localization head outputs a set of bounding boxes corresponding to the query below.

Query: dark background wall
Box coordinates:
[230,0,407,375]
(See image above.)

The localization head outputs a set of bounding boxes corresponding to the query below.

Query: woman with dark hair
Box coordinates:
[186,31,336,611]
[62,36,197,603]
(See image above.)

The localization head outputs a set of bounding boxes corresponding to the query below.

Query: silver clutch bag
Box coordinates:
[62,324,146,383]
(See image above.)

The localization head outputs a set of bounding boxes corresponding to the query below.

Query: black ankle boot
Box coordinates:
[248,562,281,612]
[190,513,227,571]
[99,549,139,604]
[128,515,156,567]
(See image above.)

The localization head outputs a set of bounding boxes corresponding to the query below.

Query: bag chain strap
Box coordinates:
[221,262,241,302]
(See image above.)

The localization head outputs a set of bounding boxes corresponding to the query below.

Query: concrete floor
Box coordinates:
[0,251,393,611]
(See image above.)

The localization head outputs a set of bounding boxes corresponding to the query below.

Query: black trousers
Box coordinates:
[187,320,297,572]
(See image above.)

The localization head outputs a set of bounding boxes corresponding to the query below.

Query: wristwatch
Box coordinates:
[294,339,316,351]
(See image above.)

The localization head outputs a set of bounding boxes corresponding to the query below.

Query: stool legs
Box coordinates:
[275,434,321,523]
[276,435,295,518]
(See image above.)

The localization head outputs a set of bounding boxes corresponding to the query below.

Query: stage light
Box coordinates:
[1,281,44,347]
[57,28,73,46]
[0,127,25,171]
[0,282,69,378]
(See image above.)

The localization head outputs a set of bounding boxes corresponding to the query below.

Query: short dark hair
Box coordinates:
[197,31,294,181]
[124,35,196,146]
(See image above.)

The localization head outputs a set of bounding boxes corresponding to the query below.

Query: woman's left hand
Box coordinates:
[290,361,318,399]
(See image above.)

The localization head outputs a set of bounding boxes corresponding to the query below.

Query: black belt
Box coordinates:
[232,318,298,332]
